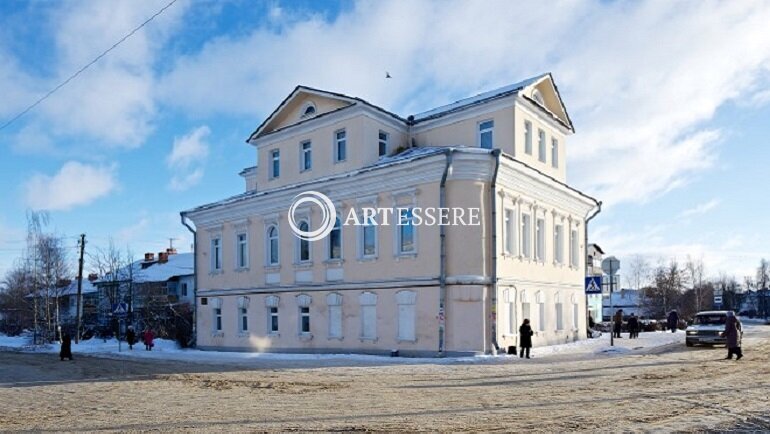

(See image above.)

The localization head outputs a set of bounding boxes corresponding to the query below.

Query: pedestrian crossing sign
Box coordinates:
[112,302,128,316]
[585,276,602,294]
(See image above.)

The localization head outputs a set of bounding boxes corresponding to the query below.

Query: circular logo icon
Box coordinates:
[288,191,337,241]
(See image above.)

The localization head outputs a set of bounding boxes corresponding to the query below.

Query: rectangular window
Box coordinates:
[522,302,531,324]
[214,307,222,332]
[573,303,579,329]
[362,214,376,257]
[300,306,310,333]
[479,119,494,149]
[508,300,516,335]
[554,224,564,264]
[329,305,342,338]
[378,131,389,157]
[398,208,415,254]
[269,307,279,333]
[556,303,564,331]
[301,140,312,171]
[570,229,579,268]
[536,218,545,262]
[538,129,546,162]
[270,149,280,178]
[335,130,347,162]
[504,208,515,255]
[538,302,545,332]
[236,233,248,269]
[239,307,248,332]
[551,138,559,168]
[521,214,532,259]
[524,121,532,155]
[397,304,416,341]
[211,238,222,271]
[181,283,188,297]
[361,305,376,339]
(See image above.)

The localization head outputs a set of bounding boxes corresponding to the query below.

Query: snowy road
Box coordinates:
[1,324,769,432]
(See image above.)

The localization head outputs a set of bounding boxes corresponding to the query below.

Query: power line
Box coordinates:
[0,0,179,132]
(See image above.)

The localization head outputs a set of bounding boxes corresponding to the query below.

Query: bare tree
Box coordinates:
[90,240,132,333]
[625,254,651,290]
[684,256,706,311]
[757,259,769,290]
[644,259,684,319]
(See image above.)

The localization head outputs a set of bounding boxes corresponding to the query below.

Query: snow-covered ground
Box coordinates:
[0,327,694,365]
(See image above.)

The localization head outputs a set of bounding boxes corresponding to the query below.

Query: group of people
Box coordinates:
[612,310,642,339]
[59,326,156,361]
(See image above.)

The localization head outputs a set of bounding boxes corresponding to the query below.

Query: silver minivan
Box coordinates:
[685,310,728,347]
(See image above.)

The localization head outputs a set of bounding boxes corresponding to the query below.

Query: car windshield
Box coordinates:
[694,315,726,325]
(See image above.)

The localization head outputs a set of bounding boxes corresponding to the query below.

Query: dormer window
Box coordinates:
[300,102,316,118]
[532,89,545,106]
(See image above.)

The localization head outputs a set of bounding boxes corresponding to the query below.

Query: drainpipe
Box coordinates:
[438,148,455,356]
[584,201,602,332]
[180,213,197,347]
[489,149,502,354]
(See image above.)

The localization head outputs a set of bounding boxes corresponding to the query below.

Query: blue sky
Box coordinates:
[1,0,769,283]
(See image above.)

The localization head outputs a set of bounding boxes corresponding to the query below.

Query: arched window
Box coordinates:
[300,102,316,118]
[296,220,310,262]
[328,217,342,260]
[267,225,279,265]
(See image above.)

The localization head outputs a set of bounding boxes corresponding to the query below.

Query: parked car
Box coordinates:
[685,311,728,347]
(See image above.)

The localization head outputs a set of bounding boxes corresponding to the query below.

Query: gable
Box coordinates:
[524,75,573,131]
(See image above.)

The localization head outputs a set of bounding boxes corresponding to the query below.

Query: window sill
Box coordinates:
[357,256,378,263]
[298,333,313,341]
[324,259,344,266]
[237,332,250,338]
[264,265,281,272]
[359,337,378,343]
[211,332,224,338]
[234,267,250,273]
[268,332,280,338]
[394,253,417,260]
[209,270,223,276]
[327,336,344,341]
[397,338,418,344]
[293,261,313,270]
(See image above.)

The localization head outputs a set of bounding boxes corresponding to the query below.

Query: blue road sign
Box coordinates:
[585,276,602,294]
[112,302,128,317]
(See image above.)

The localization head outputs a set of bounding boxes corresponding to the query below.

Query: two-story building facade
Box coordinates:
[182,73,600,356]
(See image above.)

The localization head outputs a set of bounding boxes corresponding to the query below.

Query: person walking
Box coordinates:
[60,332,73,361]
[723,311,743,360]
[627,313,639,339]
[126,326,136,350]
[519,319,534,359]
[143,328,155,351]
[613,309,623,339]
[667,310,679,333]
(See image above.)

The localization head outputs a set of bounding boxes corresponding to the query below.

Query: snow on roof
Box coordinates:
[96,253,194,285]
[28,279,97,298]
[412,74,547,122]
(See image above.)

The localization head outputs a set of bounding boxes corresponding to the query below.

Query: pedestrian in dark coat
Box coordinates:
[667,310,679,333]
[143,328,155,351]
[126,326,136,350]
[613,310,623,338]
[723,311,743,360]
[519,319,534,359]
[60,332,73,361]
[627,313,639,339]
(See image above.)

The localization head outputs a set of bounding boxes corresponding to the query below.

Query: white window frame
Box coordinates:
[504,208,516,255]
[359,212,378,259]
[521,213,532,259]
[478,119,494,149]
[295,219,311,264]
[378,130,389,157]
[537,292,546,332]
[504,288,516,335]
[538,129,546,163]
[554,224,564,265]
[210,237,222,272]
[572,297,580,330]
[396,290,417,342]
[570,228,579,268]
[524,120,533,155]
[300,140,312,172]
[396,208,417,255]
[266,225,280,266]
[359,292,377,341]
[327,216,343,260]
[270,149,280,179]
[535,218,545,263]
[327,293,343,339]
[551,137,559,168]
[239,307,248,333]
[235,232,249,269]
[212,298,223,332]
[334,129,347,163]
[555,299,564,331]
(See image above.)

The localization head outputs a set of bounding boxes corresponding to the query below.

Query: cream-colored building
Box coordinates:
[181,73,599,356]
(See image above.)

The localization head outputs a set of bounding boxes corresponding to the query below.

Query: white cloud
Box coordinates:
[678,199,721,219]
[158,0,770,206]
[166,126,210,191]
[24,161,118,211]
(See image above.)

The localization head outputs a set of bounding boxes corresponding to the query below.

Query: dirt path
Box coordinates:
[1,327,769,432]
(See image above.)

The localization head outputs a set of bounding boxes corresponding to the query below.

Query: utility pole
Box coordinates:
[75,234,86,344]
